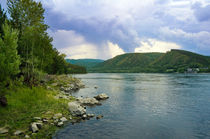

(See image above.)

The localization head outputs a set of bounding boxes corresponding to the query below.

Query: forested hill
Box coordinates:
[89,50,210,73]
[66,59,104,70]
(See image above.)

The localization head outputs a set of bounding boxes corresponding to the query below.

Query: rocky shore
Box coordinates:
[0,75,109,138]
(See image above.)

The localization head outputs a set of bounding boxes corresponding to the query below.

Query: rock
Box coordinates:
[29,123,39,133]
[29,122,43,133]
[14,130,24,136]
[94,94,109,100]
[25,135,30,138]
[60,117,68,122]
[77,97,101,106]
[0,127,8,134]
[57,122,64,127]
[68,102,86,116]
[53,113,63,119]
[60,86,73,93]
[54,119,59,123]
[42,118,48,123]
[96,115,104,120]
[82,114,87,119]
[87,114,95,118]
[0,96,7,107]
[76,81,85,88]
[35,122,43,129]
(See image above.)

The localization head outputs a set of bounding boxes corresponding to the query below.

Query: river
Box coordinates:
[53,73,210,139]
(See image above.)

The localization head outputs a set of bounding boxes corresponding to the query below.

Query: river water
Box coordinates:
[53,73,210,139]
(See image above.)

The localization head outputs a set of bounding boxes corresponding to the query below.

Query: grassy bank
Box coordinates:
[0,75,79,138]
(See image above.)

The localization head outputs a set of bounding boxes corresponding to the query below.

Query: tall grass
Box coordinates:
[0,86,71,138]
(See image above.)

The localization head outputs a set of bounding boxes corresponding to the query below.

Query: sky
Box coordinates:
[1,0,210,59]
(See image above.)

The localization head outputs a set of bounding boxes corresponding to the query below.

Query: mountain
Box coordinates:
[66,59,104,70]
[89,49,210,73]
[150,49,210,72]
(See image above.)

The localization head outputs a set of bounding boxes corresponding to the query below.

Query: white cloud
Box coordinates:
[107,41,125,58]
[49,30,125,59]
[49,30,85,48]
[160,27,210,50]
[135,39,181,53]
[59,44,98,59]
[49,29,98,59]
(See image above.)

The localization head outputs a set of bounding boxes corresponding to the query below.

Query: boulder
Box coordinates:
[14,130,24,136]
[57,122,64,127]
[87,114,95,118]
[94,94,109,100]
[35,122,43,129]
[97,94,109,100]
[77,97,101,106]
[25,135,30,138]
[29,123,39,133]
[54,119,59,124]
[42,118,48,123]
[29,122,43,133]
[68,102,86,116]
[0,127,8,134]
[82,114,87,120]
[60,117,68,122]
[96,115,104,120]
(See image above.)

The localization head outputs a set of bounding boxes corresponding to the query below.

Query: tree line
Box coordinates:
[0,0,86,90]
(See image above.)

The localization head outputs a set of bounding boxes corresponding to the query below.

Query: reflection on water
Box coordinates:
[53,73,210,139]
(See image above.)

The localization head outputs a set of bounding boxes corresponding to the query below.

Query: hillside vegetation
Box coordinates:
[66,59,104,70]
[89,50,210,73]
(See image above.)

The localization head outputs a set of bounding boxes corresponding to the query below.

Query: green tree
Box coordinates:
[0,23,20,86]
[0,5,7,38]
[7,0,86,80]
[7,0,53,84]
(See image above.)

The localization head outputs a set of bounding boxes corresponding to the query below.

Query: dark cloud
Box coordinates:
[192,2,210,22]
[2,0,210,58]
[45,7,137,52]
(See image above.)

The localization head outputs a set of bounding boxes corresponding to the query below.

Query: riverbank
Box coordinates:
[0,75,85,138]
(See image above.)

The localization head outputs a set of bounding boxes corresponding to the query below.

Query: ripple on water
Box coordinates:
[54,73,210,139]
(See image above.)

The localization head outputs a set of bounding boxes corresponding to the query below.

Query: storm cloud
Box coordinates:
[1,0,210,59]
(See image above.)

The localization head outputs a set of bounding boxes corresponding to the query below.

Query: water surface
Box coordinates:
[53,73,210,139]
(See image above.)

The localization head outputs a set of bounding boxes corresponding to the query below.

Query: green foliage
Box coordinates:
[66,59,104,70]
[0,23,20,88]
[4,0,84,86]
[0,5,7,38]
[90,53,163,72]
[7,0,52,84]
[90,50,210,73]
